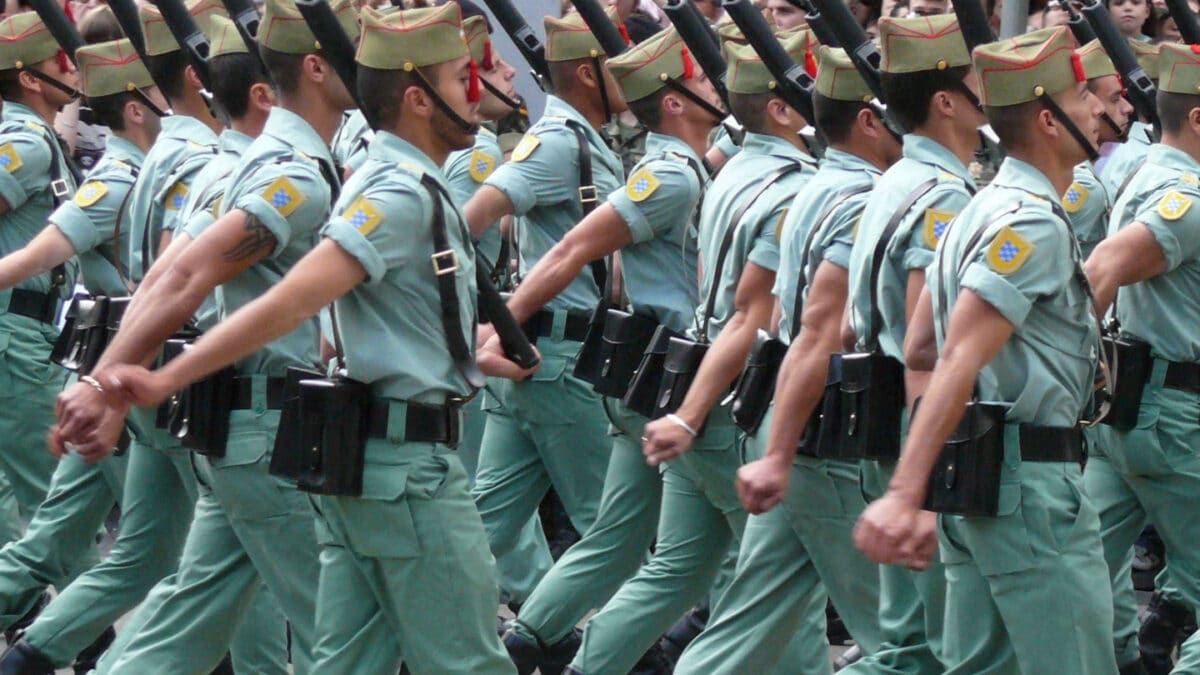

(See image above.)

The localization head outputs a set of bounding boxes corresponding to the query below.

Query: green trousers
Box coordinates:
[98,403,319,674]
[674,408,882,675]
[513,399,660,646]
[473,334,612,604]
[305,411,513,674]
[0,450,124,629]
[568,413,744,674]
[0,314,66,547]
[938,427,1116,675]
[1085,368,1200,670]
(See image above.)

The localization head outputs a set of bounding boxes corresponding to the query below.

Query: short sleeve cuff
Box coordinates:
[0,172,27,210]
[961,262,1033,328]
[747,240,779,272]
[903,246,935,271]
[324,219,386,284]
[235,195,292,258]
[1142,217,1185,271]
[485,168,536,216]
[714,131,738,158]
[182,211,216,241]
[49,202,99,254]
[607,190,653,243]
[824,241,852,270]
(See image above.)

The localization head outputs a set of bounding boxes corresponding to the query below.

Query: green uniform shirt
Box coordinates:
[485,95,624,313]
[847,134,976,360]
[0,102,80,296]
[332,109,372,173]
[323,131,478,404]
[776,148,880,342]
[49,135,143,298]
[210,107,335,376]
[1063,160,1111,259]
[690,132,816,342]
[1099,121,1154,194]
[444,126,503,267]
[1108,143,1200,363]
[606,132,706,332]
[929,158,1097,427]
[126,114,218,280]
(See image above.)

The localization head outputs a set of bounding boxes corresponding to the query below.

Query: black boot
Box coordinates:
[0,640,55,675]
[73,625,115,675]
[826,600,851,646]
[1140,592,1194,675]
[629,640,674,675]
[2,593,48,647]
[658,602,709,663]
[208,653,234,675]
[1119,658,1150,675]
[502,625,580,675]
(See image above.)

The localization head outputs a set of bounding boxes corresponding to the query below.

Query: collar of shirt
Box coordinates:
[901,134,975,188]
[1,101,40,124]
[740,131,815,165]
[261,107,334,167]
[644,131,704,171]
[1147,142,1200,174]
[369,130,442,176]
[990,157,1058,200]
[104,135,146,166]
[219,128,253,155]
[159,114,218,144]
[543,94,608,146]
[820,147,882,177]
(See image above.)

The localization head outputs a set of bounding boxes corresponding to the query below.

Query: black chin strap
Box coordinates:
[1100,111,1128,143]
[1037,90,1099,162]
[411,67,480,135]
[480,77,522,112]
[22,66,78,100]
[129,88,170,118]
[660,77,725,123]
[866,100,905,143]
[591,54,613,123]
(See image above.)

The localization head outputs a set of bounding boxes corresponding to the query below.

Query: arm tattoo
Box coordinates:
[222,213,276,262]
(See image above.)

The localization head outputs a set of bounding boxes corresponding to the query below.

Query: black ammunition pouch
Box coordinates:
[593,309,659,399]
[923,401,1006,517]
[572,300,609,386]
[729,330,787,434]
[622,325,681,418]
[653,336,709,419]
[51,295,110,374]
[293,376,371,497]
[796,354,846,459]
[164,358,236,457]
[1100,333,1150,431]
[838,351,905,461]
[270,366,325,483]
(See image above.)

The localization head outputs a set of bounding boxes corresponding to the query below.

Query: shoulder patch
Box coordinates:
[1181,173,1200,187]
[468,149,497,182]
[512,134,540,162]
[626,167,661,203]
[1062,182,1088,213]
[0,143,23,173]
[261,176,307,218]
[164,182,188,210]
[923,209,955,249]
[985,225,1035,275]
[342,195,384,236]
[1158,189,1193,221]
[73,181,108,208]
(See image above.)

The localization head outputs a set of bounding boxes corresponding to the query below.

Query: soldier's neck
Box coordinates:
[832,138,890,172]
[168,90,221,134]
[115,126,154,154]
[278,93,344,146]
[1160,131,1200,166]
[911,122,976,168]
[1008,147,1074,196]
[656,118,714,159]
[13,95,57,127]
[558,89,608,129]
[393,123,451,167]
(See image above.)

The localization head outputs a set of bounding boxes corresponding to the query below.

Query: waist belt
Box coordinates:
[523,309,591,343]
[1017,424,1084,463]
[232,376,286,410]
[365,399,461,445]
[8,288,59,324]
[1164,360,1200,395]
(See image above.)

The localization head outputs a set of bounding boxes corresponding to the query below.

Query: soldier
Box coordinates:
[841,15,987,674]
[462,8,626,614]
[854,26,1118,675]
[1083,41,1200,675]
[1098,38,1157,192]
[0,11,80,554]
[101,4,526,671]
[483,24,722,674]
[673,45,901,675]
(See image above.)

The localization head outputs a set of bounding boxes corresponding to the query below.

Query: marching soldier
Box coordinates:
[1099,38,1158,192]
[855,26,1118,675]
[100,4,526,671]
[842,15,987,674]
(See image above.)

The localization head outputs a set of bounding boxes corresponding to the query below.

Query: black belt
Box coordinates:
[1164,360,1200,395]
[232,376,286,410]
[8,289,59,324]
[523,309,591,343]
[366,399,461,445]
[1017,424,1084,463]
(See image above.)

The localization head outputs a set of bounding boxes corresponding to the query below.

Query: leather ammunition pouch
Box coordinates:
[293,376,371,497]
[1099,332,1150,431]
[573,300,610,386]
[593,309,659,399]
[51,295,110,374]
[795,354,846,459]
[838,351,905,461]
[622,325,681,418]
[654,336,709,419]
[729,330,787,434]
[270,366,325,483]
[922,401,1007,517]
[164,360,236,458]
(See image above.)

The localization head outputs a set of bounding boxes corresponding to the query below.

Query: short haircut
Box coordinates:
[78,7,123,44]
[357,64,432,128]
[1158,90,1200,135]
[208,51,270,121]
[0,69,23,102]
[880,64,970,130]
[144,50,189,101]
[728,91,775,134]
[85,92,135,131]
[258,44,310,96]
[814,91,871,144]
[626,88,668,129]
[984,99,1041,150]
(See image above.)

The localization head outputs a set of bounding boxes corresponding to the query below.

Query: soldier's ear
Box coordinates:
[1187,105,1200,137]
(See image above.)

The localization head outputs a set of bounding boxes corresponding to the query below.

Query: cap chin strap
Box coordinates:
[480,77,522,112]
[411,67,481,136]
[661,77,725,123]
[866,99,905,143]
[1100,111,1128,143]
[22,67,79,101]
[1037,90,1099,162]
[130,88,170,118]
[591,54,613,122]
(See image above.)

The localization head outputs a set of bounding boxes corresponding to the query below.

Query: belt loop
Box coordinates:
[252,375,267,415]
[386,400,408,445]
[1003,424,1021,471]
[1151,357,1169,389]
[552,310,568,342]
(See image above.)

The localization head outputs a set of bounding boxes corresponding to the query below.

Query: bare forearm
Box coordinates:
[0,227,77,291]
[507,247,586,324]
[763,333,833,463]
[96,266,209,370]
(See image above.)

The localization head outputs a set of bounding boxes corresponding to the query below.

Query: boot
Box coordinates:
[1119,658,1150,675]
[658,601,709,663]
[629,640,674,675]
[502,624,581,675]
[826,601,851,645]
[208,653,234,675]
[2,593,48,647]
[73,626,115,675]
[1140,591,1194,675]
[0,640,54,675]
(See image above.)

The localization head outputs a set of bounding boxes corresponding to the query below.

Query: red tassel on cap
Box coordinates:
[681,47,694,79]
[1192,44,1200,54]
[804,49,817,78]
[468,59,481,103]
[482,41,494,70]
[619,23,631,44]
[1071,51,1086,83]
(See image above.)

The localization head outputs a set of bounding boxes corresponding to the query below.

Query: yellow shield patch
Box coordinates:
[1157,190,1193,221]
[73,181,108,208]
[626,168,660,203]
[0,143,23,174]
[985,225,1034,275]
[1062,182,1088,213]
[512,134,540,162]
[342,195,384,236]
[261,176,306,218]
[1182,173,1200,187]
[164,182,188,211]
[923,209,955,249]
[468,150,497,182]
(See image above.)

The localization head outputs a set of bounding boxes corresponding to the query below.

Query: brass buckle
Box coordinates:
[578,185,598,204]
[431,249,458,276]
